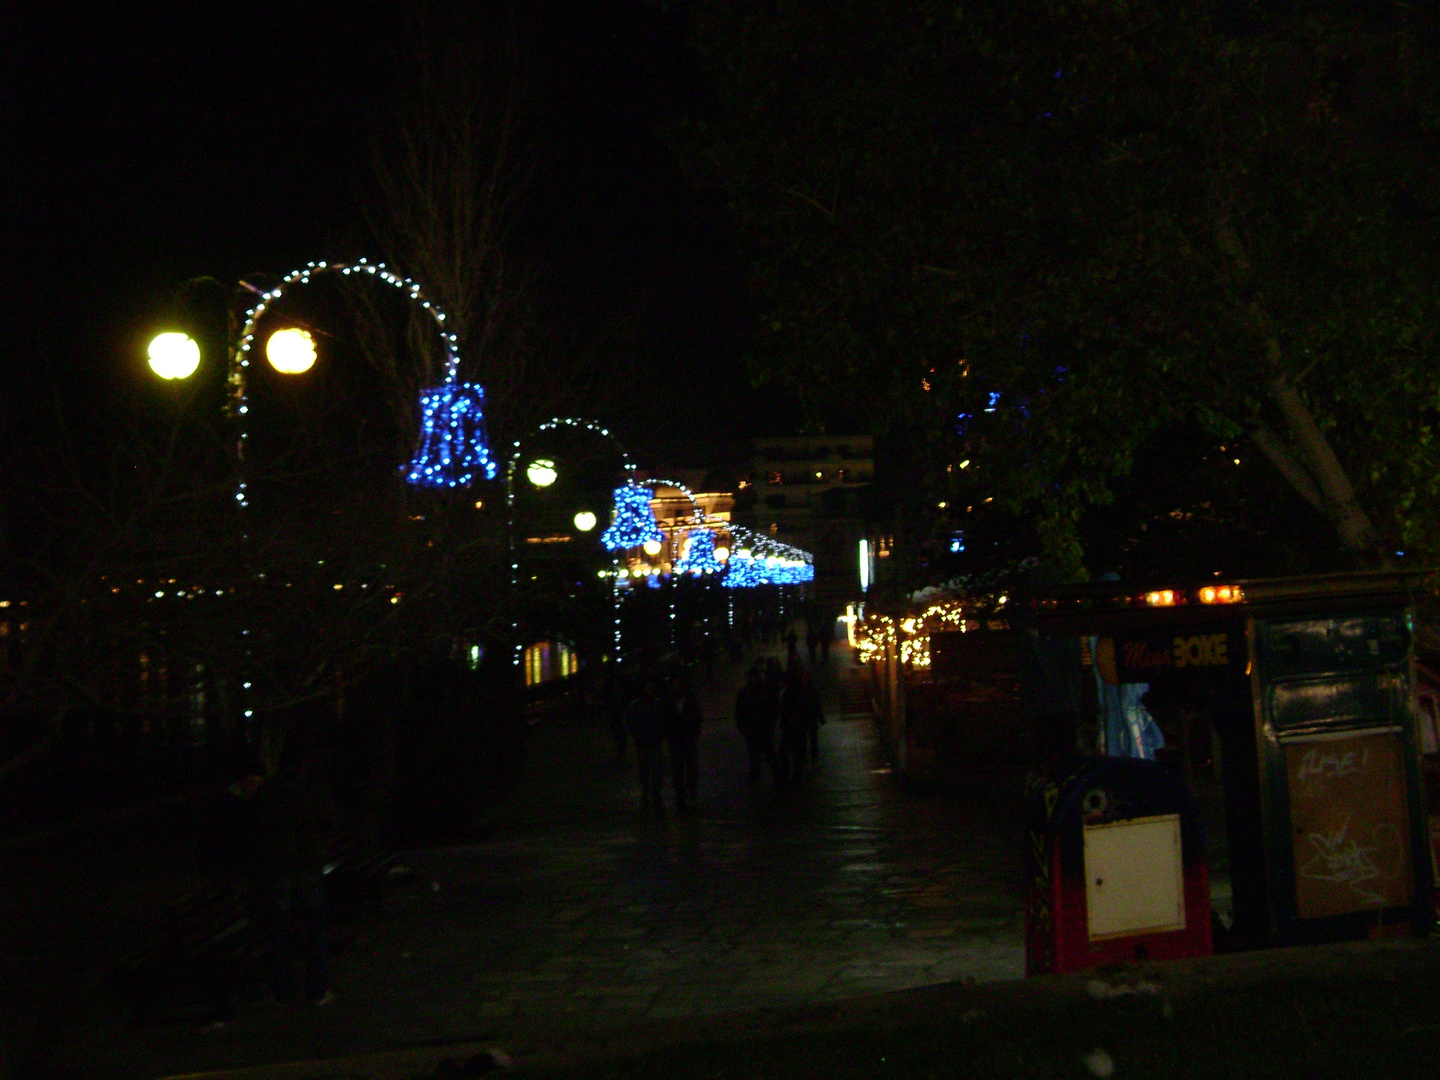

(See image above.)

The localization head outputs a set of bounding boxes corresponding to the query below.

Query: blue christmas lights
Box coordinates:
[720,525,815,588]
[406,382,497,487]
[601,484,663,551]
[674,528,723,576]
[224,258,491,504]
[721,551,767,589]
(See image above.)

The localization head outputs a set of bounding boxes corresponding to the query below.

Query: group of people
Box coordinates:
[620,672,704,813]
[735,659,825,790]
[614,654,828,813]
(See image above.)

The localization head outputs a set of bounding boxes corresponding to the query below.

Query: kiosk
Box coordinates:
[1033,571,1434,952]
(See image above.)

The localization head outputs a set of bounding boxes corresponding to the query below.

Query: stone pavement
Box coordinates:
[30,640,1029,1079]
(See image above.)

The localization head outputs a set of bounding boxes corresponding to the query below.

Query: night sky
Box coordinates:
[1,1,763,465]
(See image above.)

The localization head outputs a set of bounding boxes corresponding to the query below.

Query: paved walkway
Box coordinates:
[29,641,1028,1079]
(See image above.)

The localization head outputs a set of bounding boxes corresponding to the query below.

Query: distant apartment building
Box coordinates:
[736,435,874,604]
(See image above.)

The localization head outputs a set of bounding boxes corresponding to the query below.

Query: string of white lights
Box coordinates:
[228,258,472,506]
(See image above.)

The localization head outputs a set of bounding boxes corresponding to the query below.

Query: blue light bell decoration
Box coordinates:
[405,382,497,488]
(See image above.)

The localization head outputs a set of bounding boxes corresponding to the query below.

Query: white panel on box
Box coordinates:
[1084,813,1186,941]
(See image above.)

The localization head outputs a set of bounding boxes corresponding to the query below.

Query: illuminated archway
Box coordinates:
[228,258,495,507]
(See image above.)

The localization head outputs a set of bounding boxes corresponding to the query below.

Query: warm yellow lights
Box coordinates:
[714,545,730,562]
[526,459,558,487]
[265,327,317,374]
[1145,590,1178,607]
[574,510,597,532]
[642,539,663,556]
[1198,584,1244,605]
[147,332,200,380]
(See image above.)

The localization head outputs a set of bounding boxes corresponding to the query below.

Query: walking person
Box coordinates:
[792,667,826,766]
[602,663,631,766]
[666,673,703,813]
[777,667,809,787]
[624,677,666,811]
[734,665,780,788]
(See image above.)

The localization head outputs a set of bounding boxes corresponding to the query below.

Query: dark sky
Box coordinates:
[0,1,763,464]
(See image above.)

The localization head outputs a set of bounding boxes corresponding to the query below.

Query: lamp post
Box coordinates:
[505,418,635,669]
[148,259,496,753]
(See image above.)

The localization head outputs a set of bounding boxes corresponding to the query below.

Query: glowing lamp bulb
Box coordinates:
[147,332,200,379]
[1198,584,1244,605]
[574,510,597,532]
[714,545,729,562]
[527,459,557,487]
[265,327,317,374]
[642,539,663,556]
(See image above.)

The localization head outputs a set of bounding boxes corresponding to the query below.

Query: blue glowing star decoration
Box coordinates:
[406,382,497,487]
[601,484,663,551]
[675,529,724,576]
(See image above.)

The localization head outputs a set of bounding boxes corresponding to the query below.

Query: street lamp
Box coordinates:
[506,418,637,666]
[147,326,317,380]
[264,327,317,374]
[526,459,558,488]
[147,332,201,380]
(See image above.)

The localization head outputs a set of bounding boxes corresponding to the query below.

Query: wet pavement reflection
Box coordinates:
[344,644,1028,1036]
[38,644,1029,1076]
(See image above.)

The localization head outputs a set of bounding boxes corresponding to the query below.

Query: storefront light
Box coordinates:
[1198,584,1244,605]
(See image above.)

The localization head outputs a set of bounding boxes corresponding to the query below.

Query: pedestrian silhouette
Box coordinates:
[665,674,703,813]
[777,667,809,787]
[734,665,780,788]
[624,677,667,811]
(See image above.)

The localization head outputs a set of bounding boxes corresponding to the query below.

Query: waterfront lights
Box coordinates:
[527,459,558,488]
[265,327,317,374]
[574,510,597,532]
[147,332,200,380]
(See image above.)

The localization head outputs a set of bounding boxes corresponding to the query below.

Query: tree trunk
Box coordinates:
[1266,374,1381,555]
[1215,214,1382,555]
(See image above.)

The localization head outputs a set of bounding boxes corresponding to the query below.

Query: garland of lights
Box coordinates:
[852,596,1004,667]
[641,477,704,524]
[228,259,494,506]
[721,525,815,588]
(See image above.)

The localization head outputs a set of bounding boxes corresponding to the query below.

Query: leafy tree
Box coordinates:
[679,1,1440,576]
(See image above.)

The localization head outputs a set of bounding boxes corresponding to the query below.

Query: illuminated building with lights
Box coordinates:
[736,435,873,606]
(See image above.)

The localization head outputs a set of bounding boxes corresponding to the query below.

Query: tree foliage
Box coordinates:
[680,1,1440,574]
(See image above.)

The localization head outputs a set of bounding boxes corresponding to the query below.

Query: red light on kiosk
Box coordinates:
[1144,590,1178,607]
[1198,584,1244,605]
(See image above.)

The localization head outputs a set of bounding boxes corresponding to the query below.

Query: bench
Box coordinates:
[109,832,399,1024]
